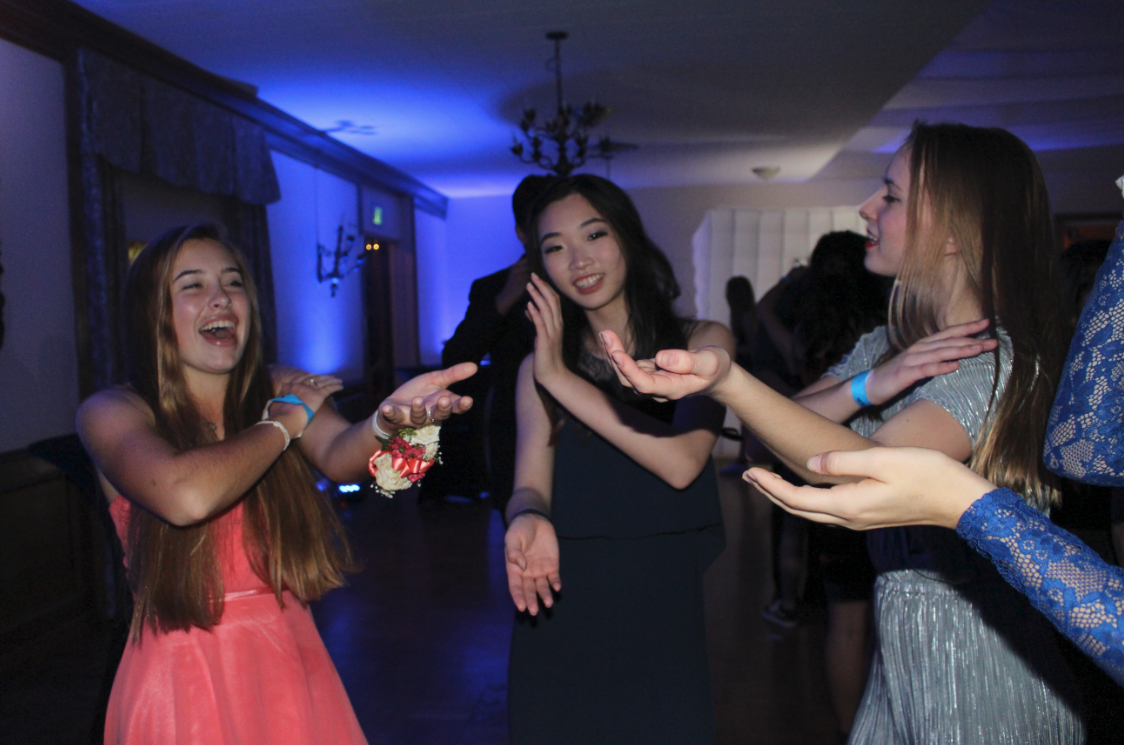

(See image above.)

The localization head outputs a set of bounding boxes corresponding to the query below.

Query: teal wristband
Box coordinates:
[850,371,872,408]
[263,394,315,427]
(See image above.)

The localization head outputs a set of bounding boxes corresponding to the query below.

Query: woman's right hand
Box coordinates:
[272,370,345,437]
[504,514,561,615]
[862,319,998,406]
[525,273,569,389]
[375,362,477,433]
[601,329,734,402]
[746,446,994,531]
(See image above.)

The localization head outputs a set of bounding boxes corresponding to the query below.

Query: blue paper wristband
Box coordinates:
[264,394,316,426]
[850,370,873,408]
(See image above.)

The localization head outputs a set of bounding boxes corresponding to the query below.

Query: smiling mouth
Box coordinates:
[865,235,879,249]
[200,319,236,343]
[574,273,604,293]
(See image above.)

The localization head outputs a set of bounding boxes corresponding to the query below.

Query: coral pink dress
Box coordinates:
[105,498,368,745]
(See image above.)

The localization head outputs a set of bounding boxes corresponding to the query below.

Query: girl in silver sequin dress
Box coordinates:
[604,122,1084,744]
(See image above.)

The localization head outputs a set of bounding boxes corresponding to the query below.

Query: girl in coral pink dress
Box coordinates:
[78,223,474,744]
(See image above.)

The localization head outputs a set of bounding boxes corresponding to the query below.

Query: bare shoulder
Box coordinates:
[77,387,152,432]
[687,319,735,351]
[75,387,161,493]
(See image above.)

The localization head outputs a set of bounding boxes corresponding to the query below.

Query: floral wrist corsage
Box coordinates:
[367,424,441,497]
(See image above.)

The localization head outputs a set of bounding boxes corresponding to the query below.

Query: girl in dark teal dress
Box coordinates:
[503,175,733,744]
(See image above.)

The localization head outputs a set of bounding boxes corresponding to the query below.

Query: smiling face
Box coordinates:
[859,147,911,277]
[169,238,250,382]
[537,193,628,316]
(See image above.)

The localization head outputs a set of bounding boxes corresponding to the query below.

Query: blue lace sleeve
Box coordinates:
[1044,216,1124,485]
[957,488,1124,685]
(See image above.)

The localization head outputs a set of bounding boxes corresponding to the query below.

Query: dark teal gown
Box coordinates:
[508,353,724,745]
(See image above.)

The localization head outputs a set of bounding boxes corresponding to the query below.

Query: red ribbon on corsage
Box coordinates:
[368,430,440,496]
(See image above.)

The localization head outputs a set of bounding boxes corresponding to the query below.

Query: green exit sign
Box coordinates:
[372,206,383,226]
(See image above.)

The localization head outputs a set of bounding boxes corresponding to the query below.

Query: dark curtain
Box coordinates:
[75,49,282,392]
[78,151,129,390]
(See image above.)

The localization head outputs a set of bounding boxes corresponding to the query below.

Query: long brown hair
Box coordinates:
[888,123,1066,510]
[122,224,353,637]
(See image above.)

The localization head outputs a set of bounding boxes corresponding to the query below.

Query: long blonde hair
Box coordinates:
[122,224,353,637]
[887,123,1066,511]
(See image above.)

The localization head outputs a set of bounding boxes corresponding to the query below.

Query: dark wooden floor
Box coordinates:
[2,461,843,744]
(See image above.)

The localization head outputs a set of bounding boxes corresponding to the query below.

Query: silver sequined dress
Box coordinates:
[828,328,1084,745]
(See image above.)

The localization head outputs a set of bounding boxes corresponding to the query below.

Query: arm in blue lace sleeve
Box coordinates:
[957,488,1124,685]
[1044,216,1124,485]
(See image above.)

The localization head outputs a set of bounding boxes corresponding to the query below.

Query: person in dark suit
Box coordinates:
[442,175,554,514]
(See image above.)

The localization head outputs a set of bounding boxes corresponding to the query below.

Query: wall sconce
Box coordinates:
[317,222,363,297]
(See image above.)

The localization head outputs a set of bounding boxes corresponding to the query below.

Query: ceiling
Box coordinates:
[70,0,1124,198]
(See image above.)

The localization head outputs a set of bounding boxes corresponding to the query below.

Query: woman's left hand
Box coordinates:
[375,362,477,432]
[601,329,734,403]
[746,446,994,530]
[504,513,562,615]
[270,368,346,435]
[862,319,998,406]
[526,273,568,389]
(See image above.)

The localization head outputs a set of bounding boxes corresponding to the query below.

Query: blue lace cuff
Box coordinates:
[958,488,1124,685]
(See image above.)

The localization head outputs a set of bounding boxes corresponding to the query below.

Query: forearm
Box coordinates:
[305,415,383,484]
[959,488,1124,686]
[141,424,289,525]
[506,486,552,522]
[715,364,874,483]
[792,378,863,424]
[541,372,717,489]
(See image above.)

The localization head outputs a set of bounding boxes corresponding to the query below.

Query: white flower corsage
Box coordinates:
[367,424,441,497]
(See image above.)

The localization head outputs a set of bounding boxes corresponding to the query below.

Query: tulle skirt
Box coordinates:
[105,589,367,745]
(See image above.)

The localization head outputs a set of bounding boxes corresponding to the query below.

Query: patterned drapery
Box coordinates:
[80,50,280,206]
[76,49,281,392]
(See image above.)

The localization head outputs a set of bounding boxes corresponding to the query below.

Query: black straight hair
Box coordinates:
[525,174,689,396]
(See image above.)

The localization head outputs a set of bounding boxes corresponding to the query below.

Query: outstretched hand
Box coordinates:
[600,329,732,402]
[377,362,477,432]
[863,319,998,406]
[745,446,995,531]
[505,514,562,615]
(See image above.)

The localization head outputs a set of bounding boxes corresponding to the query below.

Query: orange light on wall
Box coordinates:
[366,242,380,251]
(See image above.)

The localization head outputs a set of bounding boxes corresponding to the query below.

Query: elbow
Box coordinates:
[160,482,221,527]
[321,463,366,487]
[315,446,369,486]
[163,496,213,527]
[668,474,695,491]
[665,455,711,491]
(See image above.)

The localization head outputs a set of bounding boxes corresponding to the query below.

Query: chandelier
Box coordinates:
[511,31,637,177]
